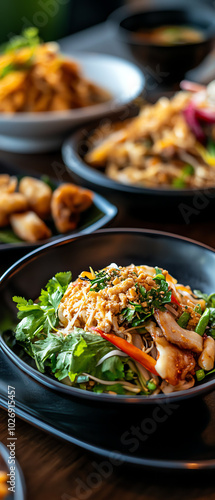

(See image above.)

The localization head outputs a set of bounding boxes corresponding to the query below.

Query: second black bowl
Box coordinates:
[62,121,215,223]
[110,0,215,84]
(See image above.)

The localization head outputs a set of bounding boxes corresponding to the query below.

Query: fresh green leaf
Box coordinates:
[31,333,64,372]
[13,271,71,340]
[73,336,87,357]
[131,311,153,327]
[122,307,135,323]
[0,28,40,54]
[139,284,147,298]
[96,355,125,381]
[193,289,209,302]
[208,293,215,308]
[0,229,22,243]
[194,290,215,308]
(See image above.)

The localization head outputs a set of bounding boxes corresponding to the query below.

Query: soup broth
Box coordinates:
[134,25,204,45]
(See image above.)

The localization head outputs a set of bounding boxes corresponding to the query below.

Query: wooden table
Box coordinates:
[1,22,215,500]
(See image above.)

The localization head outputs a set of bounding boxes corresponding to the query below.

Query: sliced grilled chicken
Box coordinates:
[154,335,196,386]
[154,309,203,354]
[198,336,215,371]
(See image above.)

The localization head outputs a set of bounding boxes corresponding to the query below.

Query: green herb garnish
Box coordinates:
[122,271,171,328]
[89,270,111,291]
[172,164,195,189]
[13,271,71,341]
[0,28,40,54]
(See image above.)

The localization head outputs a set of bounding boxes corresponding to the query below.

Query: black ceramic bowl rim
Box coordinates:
[1,228,215,405]
[109,2,215,48]
[62,124,215,197]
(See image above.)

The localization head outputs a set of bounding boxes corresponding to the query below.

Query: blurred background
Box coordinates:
[0,0,124,43]
[0,0,214,44]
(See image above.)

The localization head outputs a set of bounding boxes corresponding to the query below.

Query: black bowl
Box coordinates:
[1,228,215,406]
[62,122,215,223]
[109,0,215,84]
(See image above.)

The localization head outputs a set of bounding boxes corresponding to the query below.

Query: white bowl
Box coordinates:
[0,53,144,153]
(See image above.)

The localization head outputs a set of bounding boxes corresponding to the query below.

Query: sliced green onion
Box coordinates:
[206,368,215,377]
[195,308,210,336]
[154,274,166,281]
[177,311,190,328]
[147,380,157,392]
[196,369,205,381]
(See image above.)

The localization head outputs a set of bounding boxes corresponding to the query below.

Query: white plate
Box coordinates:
[0,53,144,153]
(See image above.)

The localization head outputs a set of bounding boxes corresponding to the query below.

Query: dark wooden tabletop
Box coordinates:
[1,22,215,500]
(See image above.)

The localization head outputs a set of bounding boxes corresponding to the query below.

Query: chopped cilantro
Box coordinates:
[89,270,111,291]
[121,271,171,328]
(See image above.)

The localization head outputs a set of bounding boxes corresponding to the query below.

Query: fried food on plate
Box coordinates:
[19,176,52,219]
[0,192,28,227]
[10,211,51,242]
[51,183,94,233]
[0,174,94,242]
[0,174,17,193]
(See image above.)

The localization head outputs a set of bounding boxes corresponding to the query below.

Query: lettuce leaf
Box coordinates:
[23,328,123,383]
[12,271,138,391]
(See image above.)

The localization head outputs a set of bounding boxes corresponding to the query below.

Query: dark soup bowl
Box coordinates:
[1,229,215,468]
[110,0,215,84]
